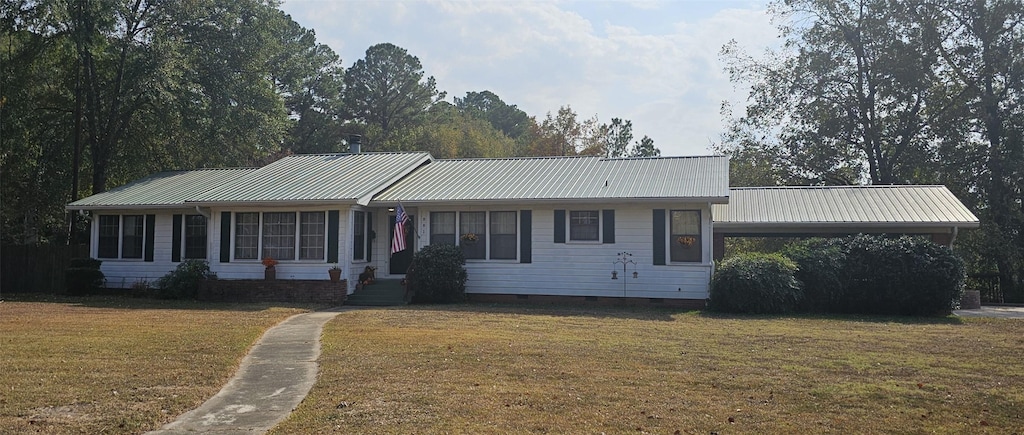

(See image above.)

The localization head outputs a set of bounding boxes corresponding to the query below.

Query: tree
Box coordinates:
[344,43,444,150]
[454,90,532,140]
[722,0,945,185]
[629,135,661,157]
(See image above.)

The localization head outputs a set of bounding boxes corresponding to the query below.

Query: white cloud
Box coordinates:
[279,0,780,155]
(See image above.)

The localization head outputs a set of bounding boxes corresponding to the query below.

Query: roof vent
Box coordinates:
[348,134,362,154]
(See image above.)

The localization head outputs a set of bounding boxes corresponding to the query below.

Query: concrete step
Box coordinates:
[346,279,407,306]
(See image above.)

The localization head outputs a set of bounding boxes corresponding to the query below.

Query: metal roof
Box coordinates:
[373,155,730,203]
[190,152,432,206]
[67,168,256,209]
[712,185,980,232]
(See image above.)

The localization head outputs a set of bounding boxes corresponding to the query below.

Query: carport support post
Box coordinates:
[713,233,725,261]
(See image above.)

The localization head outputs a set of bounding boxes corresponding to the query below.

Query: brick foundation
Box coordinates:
[467,293,707,309]
[199,279,348,304]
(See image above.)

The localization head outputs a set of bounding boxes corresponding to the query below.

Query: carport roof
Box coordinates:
[712,185,979,234]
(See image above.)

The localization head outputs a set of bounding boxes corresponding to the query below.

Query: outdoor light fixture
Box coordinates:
[388,207,395,212]
[633,271,638,279]
[611,270,618,280]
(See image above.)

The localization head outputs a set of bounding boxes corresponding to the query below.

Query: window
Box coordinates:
[670,210,701,262]
[262,212,296,260]
[121,215,145,259]
[233,211,328,262]
[569,210,599,241]
[184,215,207,259]
[460,211,486,259]
[430,212,456,246]
[98,215,119,258]
[489,211,517,259]
[353,211,366,261]
[97,215,149,259]
[235,212,259,260]
[299,212,325,260]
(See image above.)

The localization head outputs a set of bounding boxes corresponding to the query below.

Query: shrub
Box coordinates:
[782,238,847,313]
[65,258,105,296]
[408,243,468,304]
[841,235,964,316]
[709,253,802,314]
[155,260,211,299]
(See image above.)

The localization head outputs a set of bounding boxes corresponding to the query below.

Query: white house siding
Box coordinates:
[90,209,189,288]
[207,205,349,282]
[414,203,713,300]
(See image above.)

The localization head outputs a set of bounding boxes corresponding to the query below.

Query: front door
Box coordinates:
[389,214,415,274]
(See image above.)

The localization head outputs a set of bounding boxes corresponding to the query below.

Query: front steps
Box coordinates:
[345,279,408,306]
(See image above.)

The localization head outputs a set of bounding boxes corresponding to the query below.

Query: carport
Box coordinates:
[711,185,981,260]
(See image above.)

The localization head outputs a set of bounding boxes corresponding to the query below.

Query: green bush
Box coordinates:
[709,253,802,314]
[408,243,468,304]
[65,258,104,296]
[155,260,211,299]
[841,235,965,316]
[782,238,846,313]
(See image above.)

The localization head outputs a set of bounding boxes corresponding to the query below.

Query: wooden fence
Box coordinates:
[1,244,90,294]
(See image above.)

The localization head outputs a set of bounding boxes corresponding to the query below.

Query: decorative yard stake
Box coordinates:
[612,251,638,296]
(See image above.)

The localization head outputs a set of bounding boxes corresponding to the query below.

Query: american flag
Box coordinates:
[391,203,409,254]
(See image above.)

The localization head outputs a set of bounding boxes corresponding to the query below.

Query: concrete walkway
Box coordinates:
[954,305,1024,319]
[147,309,346,435]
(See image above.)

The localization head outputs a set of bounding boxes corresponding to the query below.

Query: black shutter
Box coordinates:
[520,210,532,263]
[220,212,231,263]
[327,210,339,263]
[602,209,615,244]
[554,209,566,243]
[653,209,666,265]
[171,214,182,262]
[366,212,373,262]
[144,214,156,262]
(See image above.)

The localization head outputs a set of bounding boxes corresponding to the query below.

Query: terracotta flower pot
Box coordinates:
[265,266,276,281]
[328,269,342,283]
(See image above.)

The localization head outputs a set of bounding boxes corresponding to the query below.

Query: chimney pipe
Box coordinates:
[348,134,362,154]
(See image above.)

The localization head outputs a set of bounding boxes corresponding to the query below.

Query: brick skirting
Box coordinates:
[199,279,348,304]
[467,293,707,309]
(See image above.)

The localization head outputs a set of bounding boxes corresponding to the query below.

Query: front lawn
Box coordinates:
[0,296,310,434]
[275,305,1023,434]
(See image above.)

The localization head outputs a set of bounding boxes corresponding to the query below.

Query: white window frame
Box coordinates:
[183,214,207,260]
[96,214,148,260]
[231,211,328,262]
[430,210,518,261]
[669,209,703,263]
[567,210,602,243]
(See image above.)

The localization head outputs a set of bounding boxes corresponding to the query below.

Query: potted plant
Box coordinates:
[676,236,696,247]
[328,264,342,283]
[460,232,479,245]
[262,257,279,280]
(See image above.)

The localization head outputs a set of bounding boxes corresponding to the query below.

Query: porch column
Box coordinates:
[713,233,726,261]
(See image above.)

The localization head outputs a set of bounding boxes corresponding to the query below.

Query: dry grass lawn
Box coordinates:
[275,305,1024,434]
[0,295,310,434]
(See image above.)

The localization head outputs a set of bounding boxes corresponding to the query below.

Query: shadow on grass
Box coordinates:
[1,292,328,312]
[697,310,966,325]
[367,301,697,321]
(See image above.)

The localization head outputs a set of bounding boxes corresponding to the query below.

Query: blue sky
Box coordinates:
[279,0,780,156]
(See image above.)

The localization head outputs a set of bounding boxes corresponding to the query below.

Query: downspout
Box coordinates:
[949,226,959,248]
[194,206,211,219]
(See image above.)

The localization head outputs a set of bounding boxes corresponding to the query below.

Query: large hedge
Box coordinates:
[840,235,965,316]
[717,235,966,316]
[782,238,846,313]
[408,243,468,304]
[65,258,105,296]
[708,253,802,314]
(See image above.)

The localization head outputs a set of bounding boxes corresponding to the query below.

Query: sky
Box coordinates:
[279,0,782,157]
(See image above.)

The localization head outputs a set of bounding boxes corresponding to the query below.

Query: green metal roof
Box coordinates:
[373,155,730,204]
[67,168,256,209]
[189,152,432,206]
[712,185,980,232]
